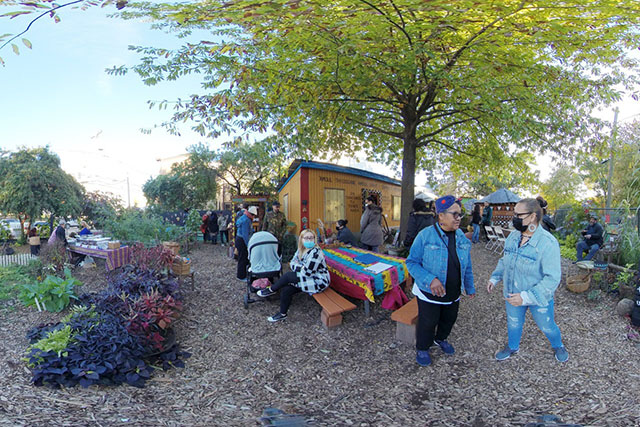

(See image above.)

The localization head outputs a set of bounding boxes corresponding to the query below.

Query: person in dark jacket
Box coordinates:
[335,219,357,246]
[404,198,436,248]
[576,215,604,261]
[359,196,384,252]
[471,204,482,244]
[536,196,556,232]
[208,211,219,244]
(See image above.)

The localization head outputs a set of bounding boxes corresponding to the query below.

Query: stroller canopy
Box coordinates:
[248,231,281,274]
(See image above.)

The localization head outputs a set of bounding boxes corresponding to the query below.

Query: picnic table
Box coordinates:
[68,245,131,272]
[321,246,409,315]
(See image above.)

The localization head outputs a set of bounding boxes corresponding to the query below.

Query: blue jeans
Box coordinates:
[576,241,599,261]
[505,299,563,350]
[472,223,480,243]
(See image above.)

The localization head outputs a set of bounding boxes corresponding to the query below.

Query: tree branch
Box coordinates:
[345,116,403,139]
[0,0,85,52]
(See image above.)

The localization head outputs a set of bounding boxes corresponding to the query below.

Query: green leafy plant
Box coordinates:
[104,209,185,246]
[27,325,73,364]
[611,264,635,292]
[0,265,31,306]
[18,268,82,312]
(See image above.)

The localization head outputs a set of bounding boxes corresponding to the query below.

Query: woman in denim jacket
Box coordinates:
[406,195,475,367]
[487,198,568,363]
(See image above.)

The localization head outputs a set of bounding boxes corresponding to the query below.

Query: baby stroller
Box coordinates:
[243,231,281,309]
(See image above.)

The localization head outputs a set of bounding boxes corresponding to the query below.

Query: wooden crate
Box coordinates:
[108,241,120,249]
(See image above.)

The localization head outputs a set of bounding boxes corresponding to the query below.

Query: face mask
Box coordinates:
[512,217,527,232]
[336,226,341,231]
[303,241,315,249]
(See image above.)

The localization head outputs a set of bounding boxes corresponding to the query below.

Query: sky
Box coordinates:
[1,2,639,207]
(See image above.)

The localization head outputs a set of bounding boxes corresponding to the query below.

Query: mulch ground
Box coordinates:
[0,243,638,426]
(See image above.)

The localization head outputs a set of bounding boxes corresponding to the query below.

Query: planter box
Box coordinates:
[108,241,120,249]
[163,241,180,256]
[172,262,191,275]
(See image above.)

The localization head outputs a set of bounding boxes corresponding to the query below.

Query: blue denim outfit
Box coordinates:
[236,214,253,245]
[472,223,480,243]
[406,224,475,297]
[489,225,564,350]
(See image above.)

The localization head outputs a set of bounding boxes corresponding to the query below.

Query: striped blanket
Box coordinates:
[322,247,409,304]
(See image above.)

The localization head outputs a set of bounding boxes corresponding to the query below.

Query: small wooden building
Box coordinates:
[277,160,402,235]
[477,188,521,227]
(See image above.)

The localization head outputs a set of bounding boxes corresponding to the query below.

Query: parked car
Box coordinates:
[1,219,22,240]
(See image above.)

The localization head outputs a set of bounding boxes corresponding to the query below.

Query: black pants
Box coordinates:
[30,244,40,256]
[235,236,249,280]
[271,270,301,314]
[416,299,460,351]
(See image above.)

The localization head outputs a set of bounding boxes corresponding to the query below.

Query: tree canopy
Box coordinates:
[0,146,84,233]
[108,0,640,237]
[215,138,288,196]
[143,143,218,211]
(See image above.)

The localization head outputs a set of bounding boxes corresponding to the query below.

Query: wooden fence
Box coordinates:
[0,253,38,267]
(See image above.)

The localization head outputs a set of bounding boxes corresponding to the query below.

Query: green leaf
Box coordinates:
[22,38,32,49]
[11,44,19,55]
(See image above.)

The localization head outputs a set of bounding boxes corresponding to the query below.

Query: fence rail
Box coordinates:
[0,253,38,267]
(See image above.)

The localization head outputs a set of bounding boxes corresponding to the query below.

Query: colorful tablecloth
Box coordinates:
[69,245,131,271]
[322,246,409,309]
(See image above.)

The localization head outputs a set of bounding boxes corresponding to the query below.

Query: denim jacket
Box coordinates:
[406,224,475,296]
[489,225,561,306]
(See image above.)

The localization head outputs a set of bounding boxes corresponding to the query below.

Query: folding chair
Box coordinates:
[493,226,507,254]
[484,226,498,251]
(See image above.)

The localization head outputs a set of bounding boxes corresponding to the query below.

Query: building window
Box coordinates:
[392,195,401,220]
[324,189,345,223]
[282,193,289,219]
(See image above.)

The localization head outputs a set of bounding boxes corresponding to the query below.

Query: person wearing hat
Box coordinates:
[235,206,258,280]
[576,214,604,261]
[262,200,288,254]
[406,195,475,367]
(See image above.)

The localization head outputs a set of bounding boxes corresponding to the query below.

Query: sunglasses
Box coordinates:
[445,211,464,220]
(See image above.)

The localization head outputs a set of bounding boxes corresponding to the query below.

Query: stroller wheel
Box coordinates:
[243,293,249,309]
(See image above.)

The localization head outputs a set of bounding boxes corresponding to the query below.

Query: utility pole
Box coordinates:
[605,109,618,211]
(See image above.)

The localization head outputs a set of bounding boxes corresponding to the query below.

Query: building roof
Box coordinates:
[478,188,522,204]
[278,159,402,192]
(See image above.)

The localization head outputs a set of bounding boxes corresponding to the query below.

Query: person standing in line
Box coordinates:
[235,206,257,280]
[404,198,436,249]
[406,195,475,367]
[262,201,288,254]
[208,211,219,245]
[218,213,228,246]
[471,204,482,244]
[201,212,210,243]
[487,198,568,363]
[359,195,384,252]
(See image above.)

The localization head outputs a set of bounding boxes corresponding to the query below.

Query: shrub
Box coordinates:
[104,209,185,246]
[0,265,31,305]
[129,243,175,273]
[39,242,68,276]
[18,268,82,312]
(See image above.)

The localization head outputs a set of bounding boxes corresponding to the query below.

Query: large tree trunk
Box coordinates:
[399,136,417,244]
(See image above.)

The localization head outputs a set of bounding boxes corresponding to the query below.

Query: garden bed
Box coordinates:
[0,244,639,426]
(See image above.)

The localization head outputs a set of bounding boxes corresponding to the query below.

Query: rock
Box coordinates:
[616,298,635,316]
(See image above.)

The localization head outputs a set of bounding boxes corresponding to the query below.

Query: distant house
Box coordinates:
[477,188,522,227]
[277,160,402,235]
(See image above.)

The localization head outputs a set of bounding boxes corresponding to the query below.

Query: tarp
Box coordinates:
[477,188,521,204]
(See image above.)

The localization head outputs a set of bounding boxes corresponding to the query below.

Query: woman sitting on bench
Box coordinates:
[257,229,330,322]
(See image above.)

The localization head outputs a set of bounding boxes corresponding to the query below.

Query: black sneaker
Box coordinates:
[257,287,276,298]
[268,312,287,322]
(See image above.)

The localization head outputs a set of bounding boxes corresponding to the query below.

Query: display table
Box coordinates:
[68,245,131,272]
[322,246,409,313]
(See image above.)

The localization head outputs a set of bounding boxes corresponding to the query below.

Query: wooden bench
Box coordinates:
[391,297,418,345]
[312,288,356,329]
